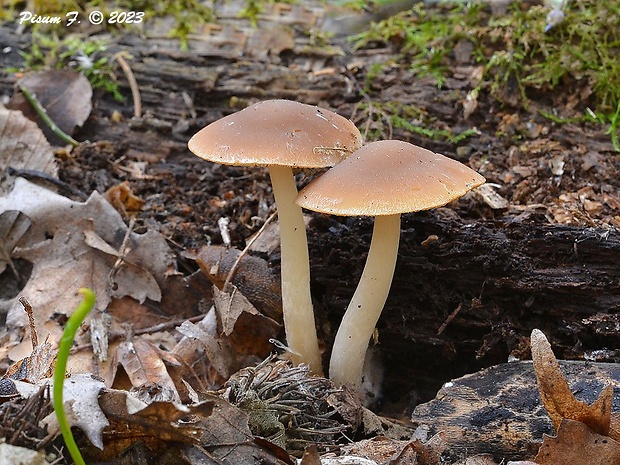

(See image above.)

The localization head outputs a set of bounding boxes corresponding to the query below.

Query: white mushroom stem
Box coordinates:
[329,213,401,390]
[268,165,323,375]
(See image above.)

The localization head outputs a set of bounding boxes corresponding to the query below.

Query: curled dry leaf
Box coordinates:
[0,106,57,195]
[7,69,92,145]
[212,285,281,354]
[172,284,282,392]
[535,419,620,465]
[2,338,55,385]
[115,339,180,404]
[104,181,145,218]
[176,316,233,379]
[196,245,283,322]
[171,310,228,391]
[96,388,214,461]
[83,227,162,303]
[530,329,614,437]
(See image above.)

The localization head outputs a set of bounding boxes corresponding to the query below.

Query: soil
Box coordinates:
[1,0,619,423]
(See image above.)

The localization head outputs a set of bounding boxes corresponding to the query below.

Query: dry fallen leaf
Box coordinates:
[300,445,322,465]
[455,455,500,465]
[2,338,55,384]
[170,310,228,392]
[343,433,445,465]
[0,443,48,465]
[196,245,283,322]
[535,419,620,465]
[0,179,175,374]
[14,374,109,449]
[530,329,614,437]
[212,285,281,356]
[6,219,163,361]
[2,297,55,384]
[95,388,214,461]
[115,339,180,404]
[172,282,282,391]
[7,69,92,145]
[83,226,163,303]
[177,315,236,379]
[104,181,145,218]
[0,106,57,195]
[344,436,416,464]
[315,456,378,465]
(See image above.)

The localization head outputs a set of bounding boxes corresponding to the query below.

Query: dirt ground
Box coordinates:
[0,0,619,462]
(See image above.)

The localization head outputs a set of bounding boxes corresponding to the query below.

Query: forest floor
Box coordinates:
[0,0,619,464]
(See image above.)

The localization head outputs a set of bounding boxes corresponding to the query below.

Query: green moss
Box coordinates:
[351,2,484,87]
[238,0,298,27]
[10,32,124,100]
[352,0,620,149]
[354,100,479,143]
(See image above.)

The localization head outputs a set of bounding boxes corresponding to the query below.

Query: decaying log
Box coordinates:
[306,211,620,406]
[410,360,620,461]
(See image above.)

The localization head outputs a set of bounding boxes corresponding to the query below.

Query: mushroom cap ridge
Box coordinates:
[188,99,362,168]
[295,139,486,216]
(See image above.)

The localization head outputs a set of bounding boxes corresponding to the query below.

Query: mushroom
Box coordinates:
[188,99,362,374]
[295,139,485,390]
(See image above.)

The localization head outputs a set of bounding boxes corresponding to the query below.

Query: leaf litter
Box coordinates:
[0,163,381,463]
[530,329,620,464]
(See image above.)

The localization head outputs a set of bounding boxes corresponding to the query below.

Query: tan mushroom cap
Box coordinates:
[188,100,362,168]
[295,139,486,216]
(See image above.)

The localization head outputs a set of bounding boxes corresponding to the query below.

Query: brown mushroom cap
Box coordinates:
[296,139,486,216]
[188,100,362,168]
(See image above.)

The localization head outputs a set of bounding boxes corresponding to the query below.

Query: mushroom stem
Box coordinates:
[268,165,323,375]
[329,213,401,390]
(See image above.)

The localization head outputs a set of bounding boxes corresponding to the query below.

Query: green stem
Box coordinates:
[53,288,95,465]
[19,85,80,147]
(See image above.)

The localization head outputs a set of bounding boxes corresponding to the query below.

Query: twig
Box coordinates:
[114,52,142,118]
[19,86,79,147]
[74,314,205,351]
[109,218,135,289]
[223,210,278,291]
[19,297,38,349]
[437,303,463,335]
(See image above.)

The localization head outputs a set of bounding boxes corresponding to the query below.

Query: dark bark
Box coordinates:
[410,360,620,461]
[306,211,620,408]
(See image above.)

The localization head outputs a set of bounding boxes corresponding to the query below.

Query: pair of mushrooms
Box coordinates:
[188,99,485,392]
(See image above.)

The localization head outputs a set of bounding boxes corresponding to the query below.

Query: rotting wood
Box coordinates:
[306,211,620,407]
[410,360,620,461]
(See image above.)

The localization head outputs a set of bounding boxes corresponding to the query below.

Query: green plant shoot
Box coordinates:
[53,288,96,465]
